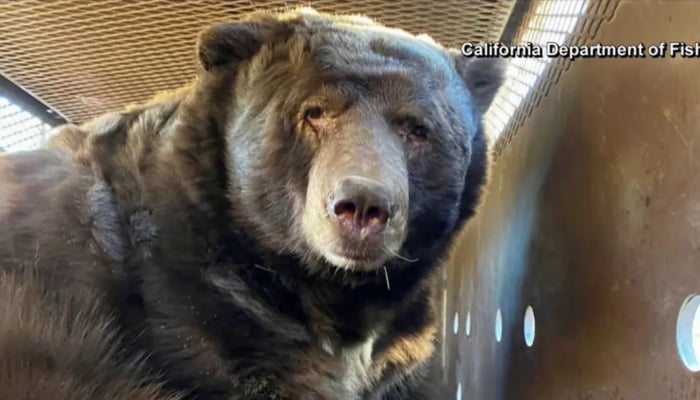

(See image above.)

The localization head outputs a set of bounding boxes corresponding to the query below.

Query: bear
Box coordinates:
[0,7,504,400]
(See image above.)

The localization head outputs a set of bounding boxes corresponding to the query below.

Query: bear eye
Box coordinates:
[410,123,429,139]
[399,117,429,141]
[304,106,324,121]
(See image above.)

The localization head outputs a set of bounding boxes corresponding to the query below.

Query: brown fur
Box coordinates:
[0,269,180,399]
[0,8,503,400]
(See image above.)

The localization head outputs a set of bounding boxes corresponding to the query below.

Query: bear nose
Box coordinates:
[329,176,392,237]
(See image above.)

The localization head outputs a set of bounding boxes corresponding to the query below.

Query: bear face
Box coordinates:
[196,8,504,274]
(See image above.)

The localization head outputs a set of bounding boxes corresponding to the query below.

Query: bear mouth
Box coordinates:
[322,246,390,271]
[310,215,407,271]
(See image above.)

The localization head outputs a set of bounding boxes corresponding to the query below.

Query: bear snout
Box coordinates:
[327,176,393,240]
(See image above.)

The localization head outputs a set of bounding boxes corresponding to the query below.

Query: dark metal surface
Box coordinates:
[0,75,65,126]
[439,1,700,399]
[498,0,532,46]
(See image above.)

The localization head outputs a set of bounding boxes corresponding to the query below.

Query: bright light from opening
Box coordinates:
[495,308,503,342]
[524,306,536,347]
[484,0,589,141]
[465,310,472,337]
[0,96,52,153]
[677,294,700,372]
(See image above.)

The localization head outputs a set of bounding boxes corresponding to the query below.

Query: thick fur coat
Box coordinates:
[0,8,503,400]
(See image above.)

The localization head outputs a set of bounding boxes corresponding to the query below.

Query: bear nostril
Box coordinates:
[333,200,357,222]
[365,206,388,227]
[332,199,388,235]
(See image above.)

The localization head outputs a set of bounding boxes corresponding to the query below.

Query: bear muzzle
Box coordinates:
[314,175,406,270]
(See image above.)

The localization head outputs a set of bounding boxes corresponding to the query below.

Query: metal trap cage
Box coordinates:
[3,1,700,400]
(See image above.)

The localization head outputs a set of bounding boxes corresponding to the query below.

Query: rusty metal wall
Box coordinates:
[440,1,700,399]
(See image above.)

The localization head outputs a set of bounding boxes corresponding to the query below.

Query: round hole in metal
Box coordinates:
[676,294,700,372]
[524,305,535,347]
[465,310,472,337]
[453,312,459,335]
[495,308,503,342]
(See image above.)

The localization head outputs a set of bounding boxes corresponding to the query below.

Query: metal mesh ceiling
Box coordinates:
[490,0,617,157]
[0,0,516,124]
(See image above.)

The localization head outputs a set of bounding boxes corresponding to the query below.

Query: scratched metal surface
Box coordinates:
[439,1,700,399]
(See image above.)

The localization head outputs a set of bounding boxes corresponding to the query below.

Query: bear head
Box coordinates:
[194,8,504,276]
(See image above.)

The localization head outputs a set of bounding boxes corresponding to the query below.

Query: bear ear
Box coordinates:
[197,18,278,71]
[451,52,507,114]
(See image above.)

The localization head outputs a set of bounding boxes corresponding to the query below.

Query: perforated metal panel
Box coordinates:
[0,0,515,125]
[442,1,700,398]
